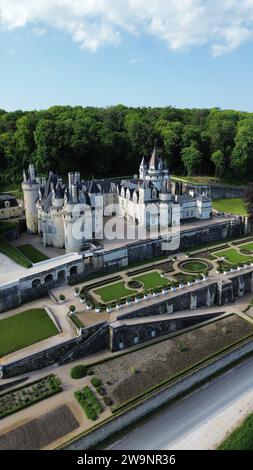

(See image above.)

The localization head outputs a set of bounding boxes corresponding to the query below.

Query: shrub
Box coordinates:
[103,396,113,406]
[70,365,87,379]
[97,386,106,396]
[59,294,65,301]
[74,287,80,294]
[131,367,138,375]
[87,368,94,376]
[91,377,102,388]
[74,386,102,421]
[177,342,188,352]
[69,305,76,313]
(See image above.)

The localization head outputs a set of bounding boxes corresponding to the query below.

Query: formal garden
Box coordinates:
[0,308,59,357]
[66,236,253,328]
[74,386,103,421]
[0,374,62,420]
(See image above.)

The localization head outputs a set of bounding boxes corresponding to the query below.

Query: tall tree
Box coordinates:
[181,144,202,176]
[211,150,225,180]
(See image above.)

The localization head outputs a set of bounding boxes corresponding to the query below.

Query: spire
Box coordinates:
[149,141,159,170]
[89,179,101,194]
[140,156,147,168]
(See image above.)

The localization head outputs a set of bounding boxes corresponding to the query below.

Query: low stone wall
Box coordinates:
[110,312,223,351]
[174,181,245,200]
[62,338,253,450]
[2,322,106,379]
[118,283,218,320]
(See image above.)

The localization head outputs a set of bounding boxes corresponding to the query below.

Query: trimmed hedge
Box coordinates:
[74,386,103,421]
[90,377,102,388]
[70,365,87,379]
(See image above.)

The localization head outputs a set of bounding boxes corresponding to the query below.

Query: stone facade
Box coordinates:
[22,149,212,252]
[110,312,223,352]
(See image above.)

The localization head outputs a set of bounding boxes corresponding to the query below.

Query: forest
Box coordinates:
[0,104,253,184]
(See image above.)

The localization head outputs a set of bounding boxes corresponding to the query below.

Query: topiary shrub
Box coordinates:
[91,377,102,388]
[59,294,65,301]
[103,396,113,406]
[69,304,76,313]
[71,365,87,379]
[97,386,106,396]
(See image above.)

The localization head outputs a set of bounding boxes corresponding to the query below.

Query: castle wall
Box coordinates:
[110,312,222,352]
[1,270,253,378]
[0,219,245,313]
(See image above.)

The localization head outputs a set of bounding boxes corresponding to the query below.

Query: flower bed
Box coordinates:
[0,374,62,420]
[74,386,102,421]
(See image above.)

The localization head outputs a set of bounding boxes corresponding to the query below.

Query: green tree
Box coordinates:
[211,150,225,180]
[181,144,202,176]
[231,118,253,178]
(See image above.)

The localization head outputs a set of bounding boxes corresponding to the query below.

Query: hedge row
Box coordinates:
[74,386,103,421]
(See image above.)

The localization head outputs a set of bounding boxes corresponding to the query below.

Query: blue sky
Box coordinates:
[1,1,253,111]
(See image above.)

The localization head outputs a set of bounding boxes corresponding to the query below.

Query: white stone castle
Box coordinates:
[22,147,212,253]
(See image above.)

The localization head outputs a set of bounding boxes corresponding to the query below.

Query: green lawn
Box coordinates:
[133,270,169,290]
[94,281,137,303]
[213,198,247,216]
[180,260,209,273]
[0,238,32,268]
[218,411,253,450]
[238,241,253,252]
[213,247,252,264]
[17,244,49,263]
[0,220,18,236]
[0,308,59,357]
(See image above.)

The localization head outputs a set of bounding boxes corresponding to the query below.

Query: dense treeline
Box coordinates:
[0,104,253,184]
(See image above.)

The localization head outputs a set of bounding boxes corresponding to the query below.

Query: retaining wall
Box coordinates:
[62,338,253,450]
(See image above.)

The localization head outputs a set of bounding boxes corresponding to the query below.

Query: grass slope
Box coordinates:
[0,220,18,236]
[0,238,32,268]
[0,308,59,357]
[17,244,48,263]
[213,198,247,216]
[219,412,253,450]
[94,281,137,303]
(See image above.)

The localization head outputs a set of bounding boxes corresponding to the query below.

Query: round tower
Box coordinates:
[159,177,172,229]
[22,164,40,234]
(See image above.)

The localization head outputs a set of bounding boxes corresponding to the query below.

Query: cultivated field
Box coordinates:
[92,315,253,406]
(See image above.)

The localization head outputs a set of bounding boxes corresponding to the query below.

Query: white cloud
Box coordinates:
[1,0,253,55]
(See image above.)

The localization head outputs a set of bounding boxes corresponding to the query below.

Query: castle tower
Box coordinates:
[145,145,165,190]
[139,156,147,180]
[159,177,172,228]
[22,164,40,233]
[50,183,65,248]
